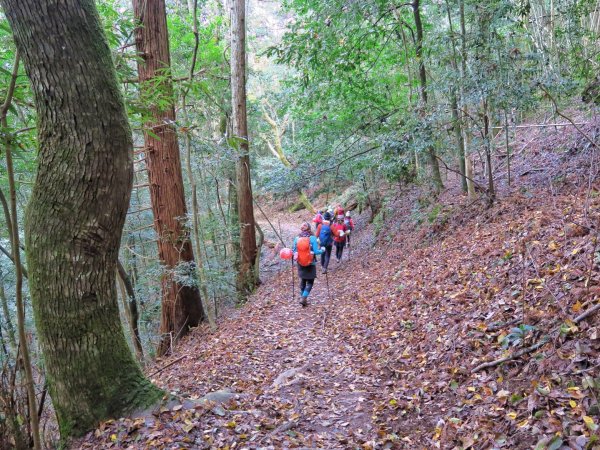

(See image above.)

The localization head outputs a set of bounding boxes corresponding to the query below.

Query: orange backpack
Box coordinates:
[296,237,313,267]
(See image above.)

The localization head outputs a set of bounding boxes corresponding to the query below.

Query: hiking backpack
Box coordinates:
[296,237,313,267]
[319,223,333,246]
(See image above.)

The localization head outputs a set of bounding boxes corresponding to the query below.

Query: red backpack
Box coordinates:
[296,237,313,267]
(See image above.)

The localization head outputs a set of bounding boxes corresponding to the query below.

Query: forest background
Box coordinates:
[0,0,598,448]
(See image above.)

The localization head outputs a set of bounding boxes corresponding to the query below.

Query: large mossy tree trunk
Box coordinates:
[0,0,162,437]
[231,0,259,299]
[132,0,205,356]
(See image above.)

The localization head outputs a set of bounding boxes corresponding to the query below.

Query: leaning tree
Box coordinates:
[0,0,162,437]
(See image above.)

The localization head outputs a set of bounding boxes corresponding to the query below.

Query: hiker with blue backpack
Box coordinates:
[293,222,325,307]
[315,211,334,274]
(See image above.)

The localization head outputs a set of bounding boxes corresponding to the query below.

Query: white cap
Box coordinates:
[345,211,351,217]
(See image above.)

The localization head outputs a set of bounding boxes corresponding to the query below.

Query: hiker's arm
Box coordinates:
[311,237,323,255]
[292,237,297,253]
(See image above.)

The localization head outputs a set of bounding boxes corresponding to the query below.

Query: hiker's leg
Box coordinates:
[299,278,308,306]
[336,242,343,260]
[324,245,332,269]
[347,234,351,246]
[300,278,307,295]
[303,279,314,297]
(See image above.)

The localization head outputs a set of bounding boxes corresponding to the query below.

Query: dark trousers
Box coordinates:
[320,244,332,269]
[300,279,314,296]
[335,240,345,260]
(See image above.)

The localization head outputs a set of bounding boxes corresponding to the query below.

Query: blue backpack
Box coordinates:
[319,223,333,246]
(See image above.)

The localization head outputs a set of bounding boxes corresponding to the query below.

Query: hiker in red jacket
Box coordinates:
[334,204,345,218]
[330,214,348,262]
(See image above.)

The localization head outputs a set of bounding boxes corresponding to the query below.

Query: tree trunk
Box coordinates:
[1,0,162,437]
[132,0,205,356]
[117,260,144,361]
[459,0,471,192]
[412,0,443,193]
[0,269,17,354]
[444,0,467,193]
[483,99,495,201]
[231,0,259,299]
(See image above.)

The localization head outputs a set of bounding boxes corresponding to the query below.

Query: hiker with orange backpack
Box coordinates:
[315,211,334,273]
[293,222,325,307]
[331,214,348,262]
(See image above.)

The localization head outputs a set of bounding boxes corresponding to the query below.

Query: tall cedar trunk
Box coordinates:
[413,0,443,192]
[0,0,162,437]
[132,0,205,355]
[231,0,258,299]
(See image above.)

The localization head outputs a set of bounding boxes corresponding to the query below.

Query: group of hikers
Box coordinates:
[291,204,355,307]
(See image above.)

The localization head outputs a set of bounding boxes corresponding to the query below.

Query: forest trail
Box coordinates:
[83,211,383,449]
[80,116,600,449]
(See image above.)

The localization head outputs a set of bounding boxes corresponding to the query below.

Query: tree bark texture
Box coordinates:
[412,0,443,193]
[231,0,259,299]
[132,0,205,355]
[0,0,162,437]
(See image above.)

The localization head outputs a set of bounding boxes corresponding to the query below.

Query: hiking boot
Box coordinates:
[322,268,328,274]
[300,297,308,307]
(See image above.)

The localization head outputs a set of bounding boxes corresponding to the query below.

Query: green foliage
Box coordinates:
[501,324,536,348]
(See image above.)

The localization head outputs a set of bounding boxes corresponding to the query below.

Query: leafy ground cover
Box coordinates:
[79,117,599,449]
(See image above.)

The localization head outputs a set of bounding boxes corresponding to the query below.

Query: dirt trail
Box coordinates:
[82,211,380,449]
[156,213,378,448]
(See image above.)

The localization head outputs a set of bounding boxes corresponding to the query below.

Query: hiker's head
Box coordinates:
[300,222,311,232]
[323,212,332,221]
[345,211,351,218]
[337,214,344,223]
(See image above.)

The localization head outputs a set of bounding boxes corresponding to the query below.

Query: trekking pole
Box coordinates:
[291,258,295,302]
[321,270,332,330]
[348,236,351,260]
[325,270,331,303]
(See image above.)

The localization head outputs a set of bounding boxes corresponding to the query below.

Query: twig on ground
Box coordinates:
[148,355,187,378]
[574,303,600,324]
[471,337,550,373]
[472,301,600,373]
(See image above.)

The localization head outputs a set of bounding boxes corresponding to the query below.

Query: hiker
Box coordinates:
[312,210,323,225]
[330,214,348,262]
[344,211,355,247]
[315,211,333,273]
[334,204,345,217]
[293,222,324,307]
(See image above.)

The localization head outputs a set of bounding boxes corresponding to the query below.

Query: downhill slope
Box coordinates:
[80,117,599,449]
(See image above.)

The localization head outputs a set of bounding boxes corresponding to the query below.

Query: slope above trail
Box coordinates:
[81,115,600,450]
